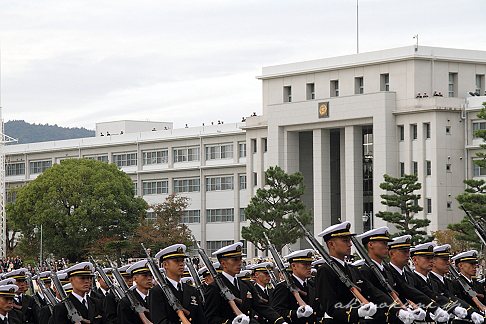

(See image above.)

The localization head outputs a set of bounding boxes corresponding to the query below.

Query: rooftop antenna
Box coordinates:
[413,34,419,52]
[356,0,359,54]
[0,45,19,258]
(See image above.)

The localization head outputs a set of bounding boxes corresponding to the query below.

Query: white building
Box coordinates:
[5,45,486,258]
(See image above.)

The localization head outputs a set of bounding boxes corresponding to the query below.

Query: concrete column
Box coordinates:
[313,129,332,234]
[344,126,364,233]
[234,171,240,247]
[284,131,300,174]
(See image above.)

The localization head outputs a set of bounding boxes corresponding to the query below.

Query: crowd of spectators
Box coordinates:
[0,256,23,272]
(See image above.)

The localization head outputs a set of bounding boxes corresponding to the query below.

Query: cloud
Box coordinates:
[1,0,485,129]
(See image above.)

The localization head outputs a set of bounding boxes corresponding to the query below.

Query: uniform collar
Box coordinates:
[136,287,149,300]
[372,259,384,271]
[71,291,86,304]
[389,262,403,275]
[331,256,345,267]
[222,271,237,284]
[292,274,306,287]
[166,276,182,291]
[413,270,428,282]
[430,271,444,283]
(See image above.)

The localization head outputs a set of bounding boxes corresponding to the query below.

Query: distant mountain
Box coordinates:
[5,120,95,145]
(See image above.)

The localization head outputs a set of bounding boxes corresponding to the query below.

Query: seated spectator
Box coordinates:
[423,92,429,98]
[416,93,422,98]
[433,91,439,96]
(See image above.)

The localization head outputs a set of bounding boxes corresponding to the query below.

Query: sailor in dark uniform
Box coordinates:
[451,251,486,313]
[117,260,152,324]
[4,268,39,324]
[32,272,51,309]
[50,262,109,324]
[148,244,205,324]
[315,222,409,324]
[204,242,288,324]
[249,262,274,304]
[357,227,450,323]
[0,283,23,324]
[429,245,484,324]
[104,265,131,324]
[271,249,318,324]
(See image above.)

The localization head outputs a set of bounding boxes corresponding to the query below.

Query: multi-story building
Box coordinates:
[5,45,486,258]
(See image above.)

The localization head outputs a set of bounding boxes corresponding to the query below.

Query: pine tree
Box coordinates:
[241,166,312,253]
[376,174,433,244]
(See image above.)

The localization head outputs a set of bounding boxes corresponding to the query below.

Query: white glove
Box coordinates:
[410,307,426,321]
[397,309,414,324]
[296,305,313,318]
[454,306,468,319]
[232,314,250,324]
[430,308,449,322]
[358,302,377,317]
[471,312,484,324]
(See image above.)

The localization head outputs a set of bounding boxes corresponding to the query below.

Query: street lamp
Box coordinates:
[33,224,43,264]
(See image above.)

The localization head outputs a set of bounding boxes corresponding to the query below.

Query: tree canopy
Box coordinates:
[7,158,148,262]
[376,174,433,244]
[241,166,312,252]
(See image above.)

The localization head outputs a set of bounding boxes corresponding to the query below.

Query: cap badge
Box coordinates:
[177,247,183,253]
[405,237,411,243]
[236,245,242,252]
[428,245,433,251]
[245,272,250,278]
[84,265,90,270]
[473,252,478,257]
[9,288,14,293]
[19,271,25,276]
[384,230,389,237]
[307,252,313,258]
[445,247,450,252]
[346,223,351,230]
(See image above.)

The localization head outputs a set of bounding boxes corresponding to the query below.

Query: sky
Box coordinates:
[1,0,485,130]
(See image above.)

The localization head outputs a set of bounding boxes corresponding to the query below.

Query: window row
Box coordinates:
[399,161,451,177]
[398,123,432,141]
[283,74,390,102]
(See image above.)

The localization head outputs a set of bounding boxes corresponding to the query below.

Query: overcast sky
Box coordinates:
[1,0,485,130]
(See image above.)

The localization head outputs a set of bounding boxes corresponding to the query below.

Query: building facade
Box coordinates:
[5,45,486,258]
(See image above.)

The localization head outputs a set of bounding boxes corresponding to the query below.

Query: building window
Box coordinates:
[412,124,418,140]
[426,160,431,176]
[254,172,258,187]
[239,175,247,190]
[174,178,200,193]
[283,86,292,102]
[476,74,485,95]
[472,121,486,138]
[252,139,257,153]
[7,190,17,203]
[424,123,431,139]
[113,153,137,167]
[263,138,268,152]
[240,208,246,222]
[30,160,52,174]
[133,182,138,196]
[142,180,168,195]
[182,210,201,224]
[355,77,364,94]
[447,202,452,210]
[146,211,157,222]
[306,83,315,100]
[380,74,389,91]
[426,198,432,214]
[446,126,451,134]
[363,133,373,157]
[400,162,405,177]
[446,164,451,172]
[413,161,418,175]
[6,162,25,176]
[398,125,404,141]
[473,163,486,177]
[239,142,247,158]
[85,155,108,162]
[331,80,339,97]
[207,240,234,255]
[206,176,234,191]
[206,209,234,223]
[143,150,168,165]
[449,73,457,97]
[206,144,233,160]
[174,147,200,163]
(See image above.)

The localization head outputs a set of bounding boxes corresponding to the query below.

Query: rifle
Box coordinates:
[184,258,206,305]
[462,205,486,246]
[192,235,243,317]
[34,268,58,312]
[449,265,486,312]
[90,257,124,302]
[265,264,280,288]
[263,232,307,308]
[141,244,191,324]
[293,218,369,306]
[348,231,408,310]
[105,256,152,324]
[26,273,42,308]
[47,263,90,324]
